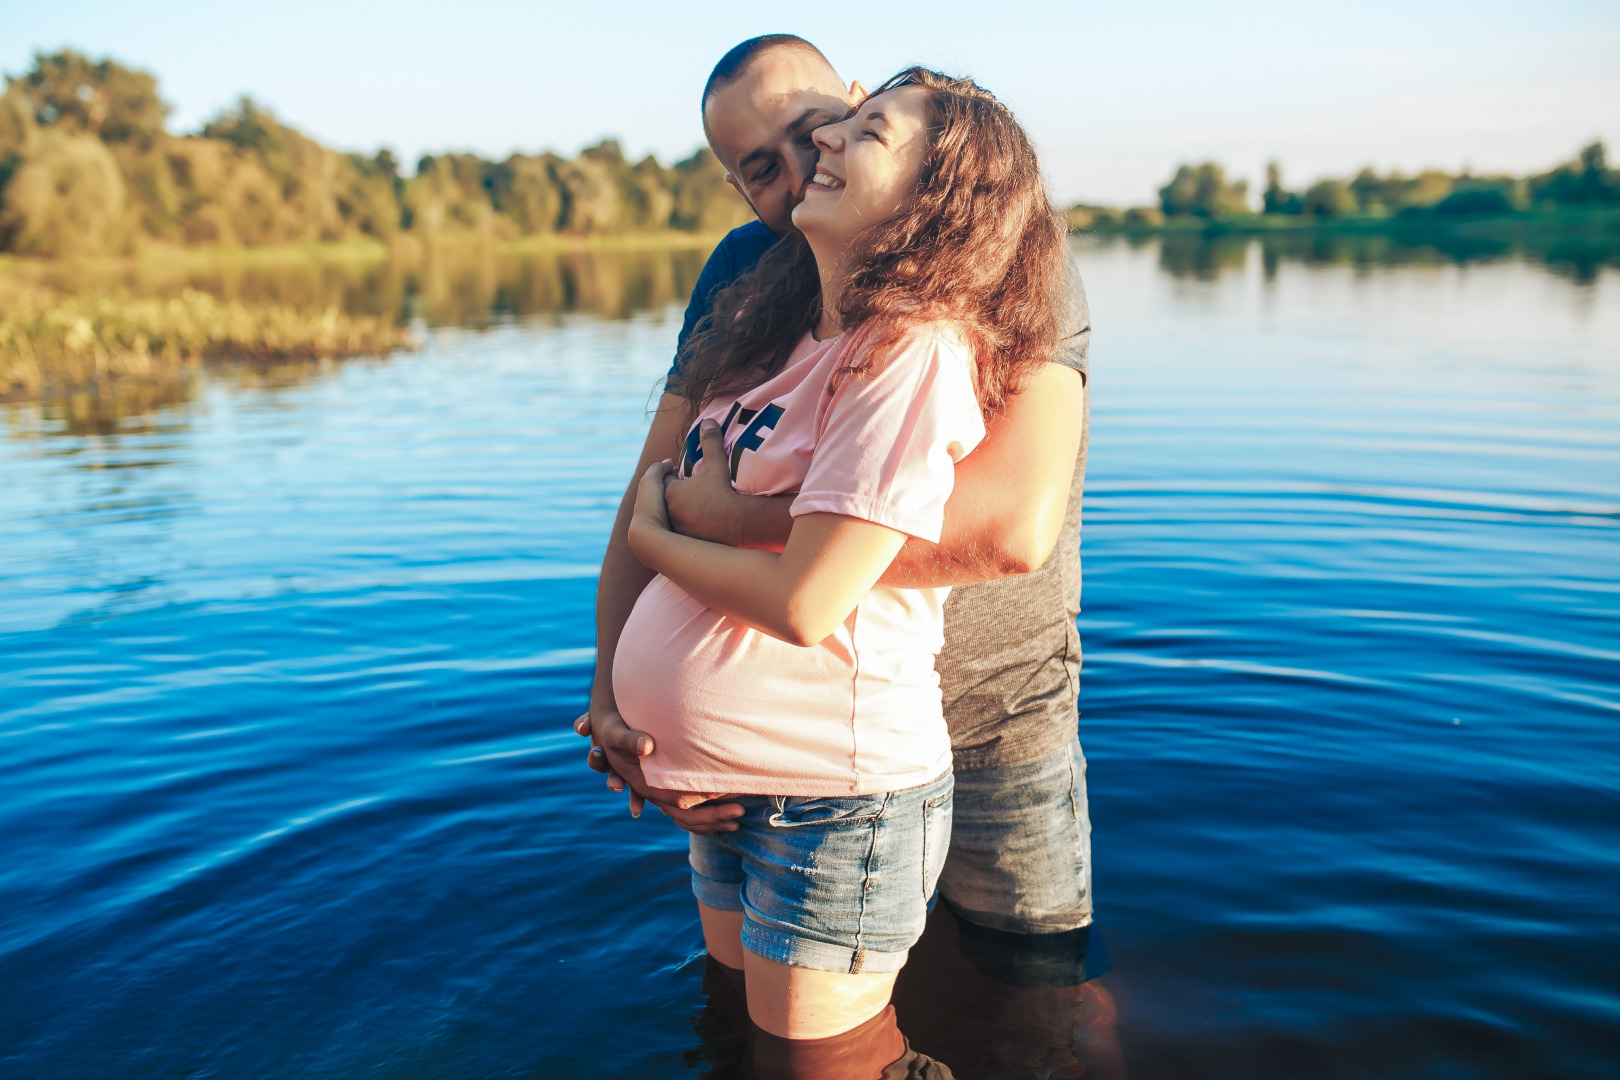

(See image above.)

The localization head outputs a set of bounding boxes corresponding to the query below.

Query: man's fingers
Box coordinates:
[698,419,725,461]
[573,712,592,737]
[662,801,746,833]
[606,772,625,793]
[586,745,610,774]
[672,792,735,810]
[602,723,654,758]
[629,791,645,819]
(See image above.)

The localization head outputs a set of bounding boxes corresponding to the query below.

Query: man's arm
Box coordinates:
[664,364,1087,588]
[583,389,744,832]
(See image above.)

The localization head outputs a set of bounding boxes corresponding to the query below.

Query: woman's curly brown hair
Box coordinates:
[670,67,1070,418]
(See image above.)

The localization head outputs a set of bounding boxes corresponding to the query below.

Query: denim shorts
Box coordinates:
[688,770,954,974]
[936,736,1093,935]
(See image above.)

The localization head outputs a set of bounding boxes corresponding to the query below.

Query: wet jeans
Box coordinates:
[936,736,1093,935]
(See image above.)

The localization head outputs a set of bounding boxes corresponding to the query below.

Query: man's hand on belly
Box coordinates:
[574,707,744,834]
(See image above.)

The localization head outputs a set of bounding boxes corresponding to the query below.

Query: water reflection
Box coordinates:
[17,243,710,327]
[3,244,708,435]
[9,229,1615,441]
[1140,224,1620,283]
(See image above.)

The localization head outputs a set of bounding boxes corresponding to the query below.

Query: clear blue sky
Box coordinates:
[5,0,1618,205]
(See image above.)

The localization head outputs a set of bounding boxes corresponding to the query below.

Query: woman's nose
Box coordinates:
[811,122,842,155]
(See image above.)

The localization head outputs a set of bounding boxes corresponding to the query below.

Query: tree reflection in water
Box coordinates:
[1,243,709,435]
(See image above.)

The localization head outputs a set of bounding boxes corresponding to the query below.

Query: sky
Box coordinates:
[5,0,1619,206]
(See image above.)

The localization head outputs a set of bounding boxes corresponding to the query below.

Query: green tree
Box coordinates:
[1262,161,1302,215]
[1529,141,1618,208]
[489,154,563,235]
[0,83,38,197]
[1159,162,1249,218]
[556,143,624,234]
[8,50,169,148]
[1301,179,1357,218]
[0,129,128,255]
[668,147,752,232]
[1434,181,1519,216]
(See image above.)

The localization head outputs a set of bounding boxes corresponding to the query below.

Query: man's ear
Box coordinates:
[724,172,763,221]
[849,79,868,105]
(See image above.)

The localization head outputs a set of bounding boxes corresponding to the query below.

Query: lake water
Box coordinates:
[1,237,1616,1078]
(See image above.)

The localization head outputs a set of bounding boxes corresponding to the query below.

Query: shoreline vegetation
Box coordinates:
[3,49,1618,405]
[1067,145,1620,236]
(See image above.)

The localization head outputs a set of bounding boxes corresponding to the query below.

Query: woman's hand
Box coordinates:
[627,459,674,564]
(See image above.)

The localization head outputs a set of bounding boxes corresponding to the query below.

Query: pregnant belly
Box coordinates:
[611,575,859,793]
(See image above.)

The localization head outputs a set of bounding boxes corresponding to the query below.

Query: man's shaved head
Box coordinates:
[701,34,841,138]
[700,35,861,235]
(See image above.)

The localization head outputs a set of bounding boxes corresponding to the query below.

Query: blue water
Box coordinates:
[1,239,1616,1078]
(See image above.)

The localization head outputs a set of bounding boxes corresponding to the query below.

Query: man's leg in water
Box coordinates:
[936,736,1093,934]
[902,736,1123,1078]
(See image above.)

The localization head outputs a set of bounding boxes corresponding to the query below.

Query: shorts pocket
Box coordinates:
[767,792,887,829]
[921,787,954,899]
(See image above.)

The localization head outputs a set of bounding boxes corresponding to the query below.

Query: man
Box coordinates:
[576,34,1093,941]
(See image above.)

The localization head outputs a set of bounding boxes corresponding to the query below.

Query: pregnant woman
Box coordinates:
[613,68,1069,1049]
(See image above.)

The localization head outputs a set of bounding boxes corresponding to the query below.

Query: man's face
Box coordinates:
[705,50,861,235]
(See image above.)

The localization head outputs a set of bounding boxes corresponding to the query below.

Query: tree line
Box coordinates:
[1139,143,1620,224]
[0,50,755,258]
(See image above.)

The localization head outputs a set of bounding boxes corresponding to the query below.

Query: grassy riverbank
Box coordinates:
[0,282,415,400]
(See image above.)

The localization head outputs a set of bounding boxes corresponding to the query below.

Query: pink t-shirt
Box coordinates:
[612,324,986,796]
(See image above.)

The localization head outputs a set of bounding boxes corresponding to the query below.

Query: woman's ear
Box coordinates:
[849,79,868,106]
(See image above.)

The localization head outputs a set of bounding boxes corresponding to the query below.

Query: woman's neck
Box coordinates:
[809,239,847,341]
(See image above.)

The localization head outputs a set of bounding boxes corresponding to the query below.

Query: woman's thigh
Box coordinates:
[697,902,746,971]
[687,772,954,1035]
[735,773,952,976]
[695,903,897,1038]
[744,950,900,1039]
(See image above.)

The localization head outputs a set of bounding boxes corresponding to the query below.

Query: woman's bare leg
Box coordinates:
[698,901,747,970]
[743,952,899,1039]
[699,901,900,1040]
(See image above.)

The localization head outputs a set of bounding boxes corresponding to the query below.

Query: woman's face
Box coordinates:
[790,86,931,260]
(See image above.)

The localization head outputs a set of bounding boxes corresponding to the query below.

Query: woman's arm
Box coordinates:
[663,364,1085,584]
[628,460,907,648]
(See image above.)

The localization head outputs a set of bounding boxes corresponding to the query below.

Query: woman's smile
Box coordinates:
[808,168,844,191]
[791,85,930,267]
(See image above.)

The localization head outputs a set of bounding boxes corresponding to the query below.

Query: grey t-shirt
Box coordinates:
[940,272,1089,769]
